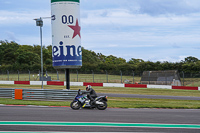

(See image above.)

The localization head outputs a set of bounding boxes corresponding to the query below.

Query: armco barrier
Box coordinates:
[70,82,83,86]
[21,89,78,100]
[147,85,172,89]
[47,81,64,86]
[83,82,103,87]
[0,81,14,85]
[125,84,147,88]
[0,88,78,100]
[0,88,14,98]
[14,81,30,85]
[103,83,124,88]
[172,86,198,90]
[0,81,200,91]
[30,81,47,85]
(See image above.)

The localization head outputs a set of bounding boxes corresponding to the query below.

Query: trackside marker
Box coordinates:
[14,89,23,100]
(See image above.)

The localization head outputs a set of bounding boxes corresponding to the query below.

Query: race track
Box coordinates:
[0,105,200,132]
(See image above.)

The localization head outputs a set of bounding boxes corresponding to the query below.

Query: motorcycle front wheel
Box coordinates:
[97,101,107,110]
[70,101,81,110]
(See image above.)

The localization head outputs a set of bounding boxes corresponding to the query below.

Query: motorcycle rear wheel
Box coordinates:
[70,101,81,110]
[97,101,107,110]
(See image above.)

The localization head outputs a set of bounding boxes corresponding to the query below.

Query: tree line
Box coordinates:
[0,40,200,76]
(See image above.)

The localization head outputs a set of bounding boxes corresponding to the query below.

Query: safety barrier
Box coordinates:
[22,89,78,100]
[0,88,14,98]
[125,84,147,88]
[0,88,79,100]
[172,86,198,90]
[0,81,200,91]
[83,82,103,87]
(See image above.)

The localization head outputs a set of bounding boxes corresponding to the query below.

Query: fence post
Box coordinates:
[28,70,30,81]
[7,70,9,81]
[140,72,142,83]
[165,71,167,85]
[92,70,94,83]
[76,70,78,82]
[148,71,150,84]
[45,70,47,77]
[57,70,59,80]
[105,70,108,83]
[17,70,19,81]
[39,70,41,81]
[65,69,70,90]
[182,71,184,86]
[120,70,122,83]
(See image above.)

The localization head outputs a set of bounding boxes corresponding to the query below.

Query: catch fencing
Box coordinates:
[0,70,137,84]
[0,88,79,100]
[0,70,200,86]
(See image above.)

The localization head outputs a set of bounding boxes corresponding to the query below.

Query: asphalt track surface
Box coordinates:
[0,105,200,132]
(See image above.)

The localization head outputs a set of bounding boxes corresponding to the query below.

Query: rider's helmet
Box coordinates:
[86,85,92,91]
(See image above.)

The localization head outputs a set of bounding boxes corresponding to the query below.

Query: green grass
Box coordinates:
[0,98,70,106]
[0,97,199,109]
[186,80,200,87]
[108,97,200,109]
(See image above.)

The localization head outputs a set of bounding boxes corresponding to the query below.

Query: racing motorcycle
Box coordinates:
[70,89,108,110]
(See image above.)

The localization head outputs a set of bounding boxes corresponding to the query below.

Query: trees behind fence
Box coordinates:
[1,70,200,87]
[1,40,200,77]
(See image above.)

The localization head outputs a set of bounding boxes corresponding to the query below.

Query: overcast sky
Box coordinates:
[0,0,200,62]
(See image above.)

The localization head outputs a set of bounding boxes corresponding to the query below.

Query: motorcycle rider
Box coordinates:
[85,85,97,105]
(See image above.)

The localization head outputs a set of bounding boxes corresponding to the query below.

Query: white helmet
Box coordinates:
[86,85,92,91]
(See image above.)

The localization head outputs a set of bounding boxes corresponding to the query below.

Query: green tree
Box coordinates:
[82,47,101,64]
[184,56,199,63]
[0,41,19,65]
[17,52,40,65]
[105,55,126,64]
[127,58,144,64]
[97,53,106,63]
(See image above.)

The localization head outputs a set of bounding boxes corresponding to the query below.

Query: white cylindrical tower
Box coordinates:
[51,0,82,69]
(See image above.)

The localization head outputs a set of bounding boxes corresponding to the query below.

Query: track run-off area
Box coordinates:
[0,105,200,132]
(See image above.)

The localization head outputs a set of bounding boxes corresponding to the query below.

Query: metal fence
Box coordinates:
[0,70,137,84]
[140,70,181,86]
[0,70,200,86]
[0,88,13,98]
[0,88,79,100]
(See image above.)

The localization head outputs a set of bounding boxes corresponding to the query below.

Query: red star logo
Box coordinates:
[68,19,81,39]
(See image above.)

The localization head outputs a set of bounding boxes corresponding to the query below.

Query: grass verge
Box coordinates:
[0,98,70,107]
[0,97,199,109]
[108,97,200,109]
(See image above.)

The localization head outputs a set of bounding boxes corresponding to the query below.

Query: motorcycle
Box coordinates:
[70,89,108,110]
